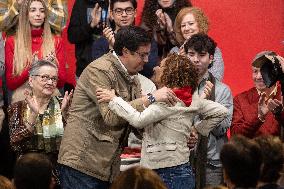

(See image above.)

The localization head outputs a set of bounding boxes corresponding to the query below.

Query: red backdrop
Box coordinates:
[67,0,284,95]
[62,0,76,86]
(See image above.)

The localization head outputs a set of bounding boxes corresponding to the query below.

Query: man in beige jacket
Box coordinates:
[58,26,176,189]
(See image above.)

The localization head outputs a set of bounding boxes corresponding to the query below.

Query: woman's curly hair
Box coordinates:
[160,53,199,91]
[141,0,192,29]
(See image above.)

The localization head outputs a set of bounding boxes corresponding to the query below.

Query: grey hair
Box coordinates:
[29,60,58,76]
[252,50,276,64]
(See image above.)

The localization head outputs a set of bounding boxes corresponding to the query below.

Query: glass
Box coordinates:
[33,74,58,83]
[113,7,135,16]
[134,51,150,61]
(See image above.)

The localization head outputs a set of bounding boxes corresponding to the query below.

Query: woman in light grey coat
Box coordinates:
[96,53,228,189]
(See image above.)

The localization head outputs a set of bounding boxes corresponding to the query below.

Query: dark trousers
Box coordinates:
[59,164,110,189]
[154,163,195,189]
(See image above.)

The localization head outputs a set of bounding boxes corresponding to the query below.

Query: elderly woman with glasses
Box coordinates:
[8,60,72,188]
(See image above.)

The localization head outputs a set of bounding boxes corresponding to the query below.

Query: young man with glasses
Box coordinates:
[58,26,177,189]
[92,0,159,79]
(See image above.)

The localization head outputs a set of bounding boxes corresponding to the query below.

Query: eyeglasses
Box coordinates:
[113,7,135,16]
[134,51,150,61]
[32,75,58,83]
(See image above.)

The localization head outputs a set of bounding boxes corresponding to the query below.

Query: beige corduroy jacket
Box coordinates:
[58,52,144,182]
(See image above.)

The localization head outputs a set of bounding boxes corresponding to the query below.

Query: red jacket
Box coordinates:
[231,86,284,138]
[5,29,66,90]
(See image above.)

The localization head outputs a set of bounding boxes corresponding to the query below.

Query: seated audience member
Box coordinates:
[0,175,13,189]
[254,135,284,189]
[173,7,224,81]
[140,0,191,58]
[8,60,72,188]
[92,0,158,79]
[110,166,167,189]
[220,135,263,189]
[96,53,228,189]
[13,153,54,189]
[231,51,284,138]
[5,0,66,104]
[68,0,103,77]
[0,0,67,33]
[184,33,233,189]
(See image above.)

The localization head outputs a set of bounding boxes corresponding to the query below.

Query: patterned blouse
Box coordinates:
[8,96,66,156]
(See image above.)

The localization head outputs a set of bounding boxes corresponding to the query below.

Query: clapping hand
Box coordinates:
[258,92,283,121]
[267,96,283,114]
[24,89,39,132]
[61,90,73,113]
[200,81,214,99]
[90,3,102,28]
[24,89,39,115]
[156,9,166,30]
[258,92,269,120]
[96,88,116,103]
[156,9,173,33]
[103,27,115,49]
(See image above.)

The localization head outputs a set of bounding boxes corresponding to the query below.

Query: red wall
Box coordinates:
[67,0,284,95]
[191,0,284,95]
[63,0,76,86]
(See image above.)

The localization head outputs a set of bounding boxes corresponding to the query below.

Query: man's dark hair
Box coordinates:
[254,135,284,183]
[114,26,151,56]
[220,135,263,188]
[14,153,53,189]
[184,33,217,56]
[110,0,137,10]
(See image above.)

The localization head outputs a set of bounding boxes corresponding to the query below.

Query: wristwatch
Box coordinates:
[147,93,156,104]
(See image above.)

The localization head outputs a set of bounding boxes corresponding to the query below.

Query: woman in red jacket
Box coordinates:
[5,0,66,103]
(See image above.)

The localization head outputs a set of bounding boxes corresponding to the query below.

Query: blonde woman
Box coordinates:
[5,0,66,103]
[172,7,224,81]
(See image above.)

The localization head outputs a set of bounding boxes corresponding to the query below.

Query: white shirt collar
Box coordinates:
[112,51,127,72]
[112,51,137,79]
